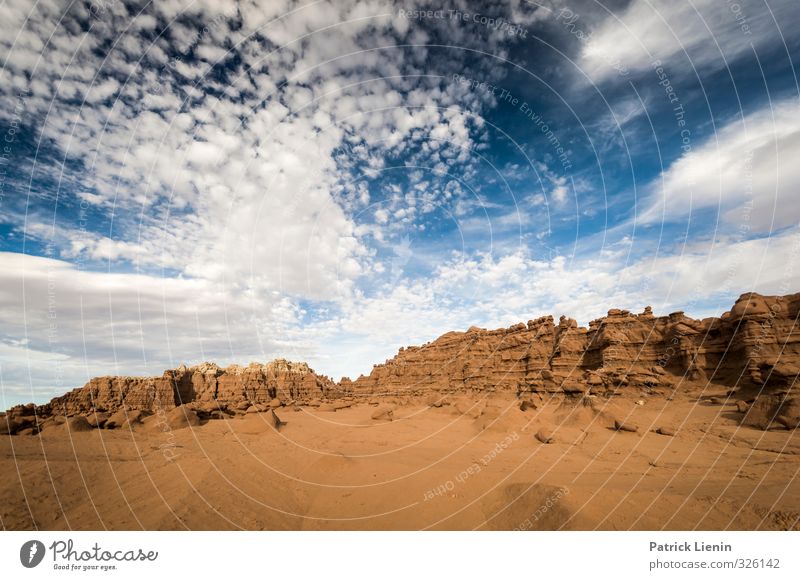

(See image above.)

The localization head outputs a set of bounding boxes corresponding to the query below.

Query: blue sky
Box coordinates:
[1,0,799,406]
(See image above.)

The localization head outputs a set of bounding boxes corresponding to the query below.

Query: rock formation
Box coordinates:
[1,359,338,430]
[1,292,798,434]
[347,292,800,399]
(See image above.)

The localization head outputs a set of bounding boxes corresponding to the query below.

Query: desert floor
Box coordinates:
[1,393,799,530]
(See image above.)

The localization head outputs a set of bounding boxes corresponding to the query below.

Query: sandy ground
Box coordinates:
[1,393,799,530]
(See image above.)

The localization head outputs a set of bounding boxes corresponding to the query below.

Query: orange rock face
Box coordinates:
[349,292,800,399]
[3,292,799,432]
[14,359,338,421]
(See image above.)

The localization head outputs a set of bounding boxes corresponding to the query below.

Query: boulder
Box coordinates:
[371,406,394,421]
[267,410,286,430]
[165,406,200,430]
[586,373,604,386]
[105,409,146,429]
[197,402,225,414]
[562,383,586,395]
[742,395,800,430]
[424,393,445,407]
[269,398,282,409]
[614,419,638,433]
[64,416,93,432]
[85,413,108,429]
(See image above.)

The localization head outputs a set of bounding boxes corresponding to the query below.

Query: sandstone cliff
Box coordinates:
[6,359,338,421]
[2,292,798,434]
[347,292,800,398]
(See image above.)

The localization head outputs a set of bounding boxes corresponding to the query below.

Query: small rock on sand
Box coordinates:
[65,416,93,432]
[371,406,394,421]
[165,406,200,430]
[535,429,554,444]
[655,426,676,436]
[268,410,286,430]
[269,398,282,408]
[614,419,638,433]
[424,393,445,407]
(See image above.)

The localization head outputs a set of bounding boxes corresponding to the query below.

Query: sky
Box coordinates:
[0,0,799,407]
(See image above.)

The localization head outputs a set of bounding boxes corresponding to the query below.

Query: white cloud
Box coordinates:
[0,0,501,304]
[374,208,390,224]
[578,0,794,83]
[0,251,304,402]
[639,99,800,231]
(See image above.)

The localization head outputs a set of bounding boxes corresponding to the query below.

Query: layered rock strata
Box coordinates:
[347,292,800,398]
[5,360,338,422]
[2,292,798,434]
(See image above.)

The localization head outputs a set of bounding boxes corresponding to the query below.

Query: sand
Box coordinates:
[1,393,798,530]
